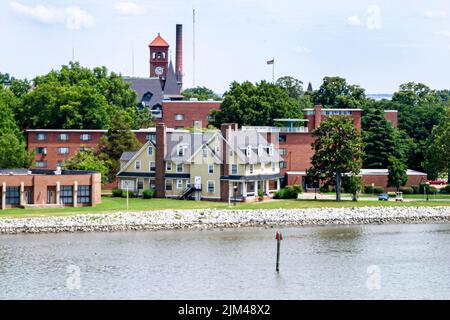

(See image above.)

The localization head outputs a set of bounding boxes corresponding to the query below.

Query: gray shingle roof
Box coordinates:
[123,77,163,109]
[119,151,137,161]
[166,131,216,161]
[163,60,182,98]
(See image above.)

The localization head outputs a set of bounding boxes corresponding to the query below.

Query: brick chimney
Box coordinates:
[220,123,237,201]
[175,24,183,90]
[314,104,322,129]
[155,123,167,198]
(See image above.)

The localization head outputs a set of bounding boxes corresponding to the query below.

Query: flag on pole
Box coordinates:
[267,58,274,65]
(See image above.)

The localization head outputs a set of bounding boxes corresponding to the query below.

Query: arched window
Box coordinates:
[152,52,156,59]
[157,52,161,60]
[162,52,166,60]
[142,91,153,102]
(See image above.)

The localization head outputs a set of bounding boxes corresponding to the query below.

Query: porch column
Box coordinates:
[254,180,258,196]
[242,181,247,201]
[276,178,281,191]
[265,180,269,194]
[1,182,6,210]
[20,182,25,206]
[56,182,61,205]
[73,181,78,207]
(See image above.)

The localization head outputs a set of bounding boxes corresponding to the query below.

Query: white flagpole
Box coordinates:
[272,57,275,84]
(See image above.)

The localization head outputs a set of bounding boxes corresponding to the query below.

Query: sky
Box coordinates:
[1,0,449,94]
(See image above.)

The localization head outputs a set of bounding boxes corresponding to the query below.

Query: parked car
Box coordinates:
[378,193,389,201]
[429,179,448,185]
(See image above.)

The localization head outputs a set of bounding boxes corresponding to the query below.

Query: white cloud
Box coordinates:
[347,15,363,26]
[113,1,144,16]
[293,45,312,54]
[425,10,447,19]
[9,1,94,30]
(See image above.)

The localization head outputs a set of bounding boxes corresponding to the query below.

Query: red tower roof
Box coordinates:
[149,33,169,47]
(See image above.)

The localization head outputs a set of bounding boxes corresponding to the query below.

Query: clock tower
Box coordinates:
[149,33,169,79]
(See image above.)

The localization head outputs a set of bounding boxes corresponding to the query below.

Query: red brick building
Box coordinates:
[0,169,101,210]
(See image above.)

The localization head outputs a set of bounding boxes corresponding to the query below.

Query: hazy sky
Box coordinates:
[1,0,449,94]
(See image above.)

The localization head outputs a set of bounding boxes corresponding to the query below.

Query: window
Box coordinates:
[203,148,208,158]
[177,146,185,156]
[208,164,214,174]
[77,185,91,204]
[6,187,20,205]
[175,114,185,121]
[60,186,73,204]
[258,145,263,156]
[249,164,254,174]
[166,162,172,171]
[175,126,184,130]
[137,179,144,190]
[57,147,69,155]
[280,161,287,169]
[146,133,156,142]
[149,161,156,172]
[35,147,47,154]
[176,163,183,173]
[186,180,191,189]
[56,160,63,167]
[193,120,201,127]
[80,134,92,141]
[214,146,220,154]
[58,133,69,141]
[272,162,276,172]
[148,147,153,155]
[150,180,156,189]
[279,148,287,156]
[207,181,215,193]
[268,144,274,156]
[35,161,47,168]
[135,160,141,170]
[165,180,173,191]
[279,135,287,142]
[246,146,252,157]
[177,179,183,189]
[231,164,238,175]
[36,133,47,141]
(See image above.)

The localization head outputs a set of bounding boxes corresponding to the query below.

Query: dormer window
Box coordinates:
[268,144,274,156]
[246,145,252,157]
[258,145,263,156]
[177,145,186,156]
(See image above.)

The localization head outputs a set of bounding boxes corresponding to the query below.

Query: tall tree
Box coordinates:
[182,86,221,101]
[15,62,148,130]
[62,149,109,184]
[97,111,142,182]
[313,76,366,109]
[425,106,450,181]
[276,76,304,100]
[387,156,408,191]
[212,80,302,126]
[0,86,31,168]
[309,116,364,201]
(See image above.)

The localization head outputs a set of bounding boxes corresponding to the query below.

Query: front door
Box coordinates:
[47,189,56,204]
[194,176,202,190]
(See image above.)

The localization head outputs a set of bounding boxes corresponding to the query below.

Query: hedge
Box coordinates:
[274,186,298,199]
[364,185,384,194]
[142,188,156,199]
[399,187,414,194]
[112,188,123,197]
[122,190,135,198]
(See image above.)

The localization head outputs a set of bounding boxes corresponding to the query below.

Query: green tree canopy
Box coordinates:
[212,80,303,126]
[425,106,450,181]
[97,111,142,182]
[0,86,31,168]
[181,86,221,101]
[309,116,364,201]
[387,156,408,191]
[14,62,150,130]
[62,149,109,184]
[392,82,440,106]
[276,76,304,100]
[312,76,366,109]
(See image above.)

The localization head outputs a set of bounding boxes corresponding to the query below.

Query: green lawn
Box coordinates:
[321,192,450,199]
[1,196,450,219]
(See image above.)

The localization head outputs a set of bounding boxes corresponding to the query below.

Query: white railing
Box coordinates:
[241,126,308,133]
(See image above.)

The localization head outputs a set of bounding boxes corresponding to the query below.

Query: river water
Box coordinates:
[1,223,450,299]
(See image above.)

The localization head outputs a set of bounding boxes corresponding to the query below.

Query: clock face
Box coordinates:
[155,66,164,76]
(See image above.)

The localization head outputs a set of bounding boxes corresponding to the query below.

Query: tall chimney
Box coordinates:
[175,24,183,90]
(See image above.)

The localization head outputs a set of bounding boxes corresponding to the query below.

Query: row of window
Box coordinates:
[0,186,91,205]
[164,180,215,193]
[230,163,277,175]
[174,115,215,123]
[35,133,93,141]
[244,145,275,157]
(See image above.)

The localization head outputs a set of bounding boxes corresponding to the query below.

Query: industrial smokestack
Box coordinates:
[175,24,183,90]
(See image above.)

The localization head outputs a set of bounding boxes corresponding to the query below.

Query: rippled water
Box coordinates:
[1,223,450,299]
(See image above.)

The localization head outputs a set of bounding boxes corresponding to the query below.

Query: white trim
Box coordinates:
[135,160,141,170]
[117,140,153,175]
[207,180,215,193]
[286,171,306,175]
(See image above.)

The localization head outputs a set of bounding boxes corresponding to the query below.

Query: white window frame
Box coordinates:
[269,144,274,156]
[36,133,47,141]
[214,145,220,154]
[80,133,92,141]
[177,179,183,190]
[177,145,185,156]
[149,161,156,172]
[35,161,47,168]
[135,160,141,170]
[231,164,238,175]
[176,163,183,173]
[175,114,185,121]
[165,179,173,191]
[203,148,208,158]
[207,180,215,193]
[208,164,214,174]
[258,144,263,156]
[166,162,172,171]
[246,145,252,157]
[57,147,70,155]
[58,133,69,141]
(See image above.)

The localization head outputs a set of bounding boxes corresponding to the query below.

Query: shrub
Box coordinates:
[292,184,303,194]
[429,186,437,194]
[399,187,414,194]
[388,192,396,197]
[364,185,384,194]
[112,188,123,197]
[319,185,332,193]
[419,183,437,194]
[411,185,419,194]
[142,188,155,199]
[122,190,135,198]
[274,186,298,199]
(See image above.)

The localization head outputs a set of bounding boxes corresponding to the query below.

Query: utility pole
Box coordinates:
[193,8,196,87]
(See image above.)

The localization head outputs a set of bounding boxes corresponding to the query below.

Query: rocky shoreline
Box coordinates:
[1,206,450,234]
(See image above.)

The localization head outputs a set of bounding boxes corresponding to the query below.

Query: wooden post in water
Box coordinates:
[275,231,283,272]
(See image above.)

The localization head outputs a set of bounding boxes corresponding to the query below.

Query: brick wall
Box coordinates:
[161,101,221,128]
[361,174,427,192]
